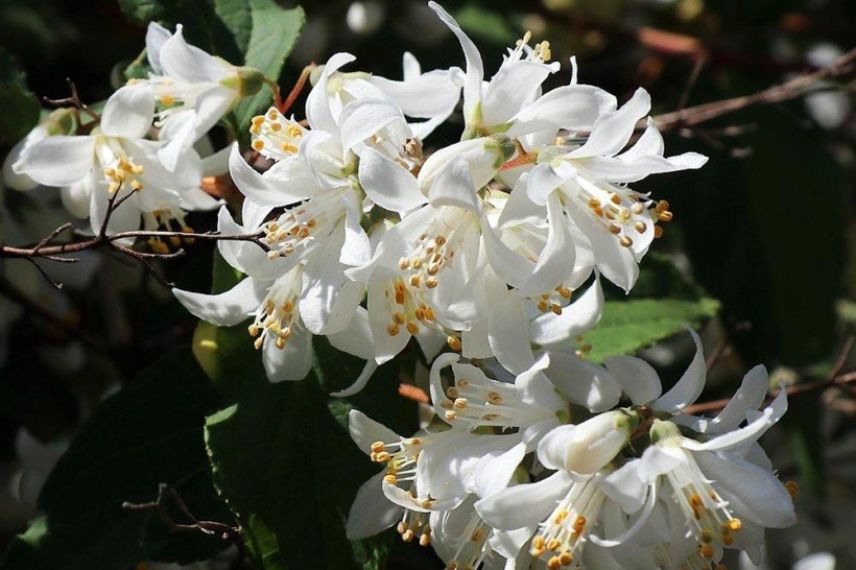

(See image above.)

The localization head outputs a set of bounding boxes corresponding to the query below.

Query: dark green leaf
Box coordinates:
[0,350,233,570]
[0,47,40,143]
[232,1,305,135]
[214,0,253,55]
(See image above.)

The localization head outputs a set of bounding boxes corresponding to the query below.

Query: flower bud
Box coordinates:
[221,66,265,98]
[648,418,681,445]
[417,134,515,197]
[563,409,639,474]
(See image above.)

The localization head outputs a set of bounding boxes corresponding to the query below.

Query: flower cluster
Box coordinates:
[164,1,707,389]
[348,332,797,569]
[3,3,798,566]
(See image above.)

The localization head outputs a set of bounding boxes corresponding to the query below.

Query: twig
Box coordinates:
[122,483,243,547]
[278,64,314,114]
[653,47,856,132]
[684,337,855,415]
[43,79,100,122]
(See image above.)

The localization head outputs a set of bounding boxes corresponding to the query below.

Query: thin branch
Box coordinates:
[684,337,855,415]
[123,483,244,547]
[278,64,314,114]
[653,47,856,132]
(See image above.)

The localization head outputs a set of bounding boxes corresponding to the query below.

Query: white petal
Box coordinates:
[526,161,576,206]
[347,409,400,453]
[508,84,617,137]
[367,280,410,364]
[604,355,662,405]
[368,68,461,119]
[530,277,603,346]
[475,471,573,530]
[620,118,664,160]
[61,180,93,218]
[518,193,574,297]
[228,144,309,206]
[427,158,480,212]
[793,553,836,570]
[427,1,484,122]
[339,97,408,155]
[569,88,651,159]
[680,365,768,434]
[474,441,526,498]
[564,190,638,291]
[145,22,171,73]
[160,24,233,82]
[346,471,403,539]
[482,59,558,127]
[693,450,796,527]
[262,327,313,382]
[516,353,565,413]
[357,147,426,214]
[200,144,231,176]
[100,84,154,139]
[89,177,141,238]
[306,52,356,132]
[578,152,708,184]
[600,460,649,514]
[172,277,266,327]
[328,307,374,360]
[653,328,706,413]
[684,389,787,452]
[17,136,95,187]
[536,424,577,470]
[543,351,621,412]
[590,481,658,547]
[487,292,535,374]
[330,359,378,398]
[3,134,40,191]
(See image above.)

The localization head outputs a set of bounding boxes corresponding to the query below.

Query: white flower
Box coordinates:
[140,23,265,170]
[3,109,75,191]
[521,93,708,291]
[309,49,462,140]
[13,86,214,239]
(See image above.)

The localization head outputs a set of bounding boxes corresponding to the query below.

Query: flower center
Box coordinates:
[531,475,605,569]
[664,451,742,562]
[439,373,549,429]
[250,107,306,160]
[248,274,302,350]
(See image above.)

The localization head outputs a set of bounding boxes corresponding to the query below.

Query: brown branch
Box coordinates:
[684,337,855,415]
[653,47,856,132]
[122,483,243,547]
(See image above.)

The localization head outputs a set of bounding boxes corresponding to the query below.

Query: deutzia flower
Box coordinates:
[3,108,75,192]
[13,86,214,239]
[138,23,265,170]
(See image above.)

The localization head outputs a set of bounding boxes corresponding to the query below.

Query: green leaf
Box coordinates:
[214,0,253,55]
[0,46,40,143]
[199,255,413,569]
[583,298,720,363]
[0,350,233,570]
[232,1,305,136]
[117,0,166,24]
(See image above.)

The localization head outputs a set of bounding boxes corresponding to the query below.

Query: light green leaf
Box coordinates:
[0,350,233,570]
[583,298,720,363]
[232,1,305,137]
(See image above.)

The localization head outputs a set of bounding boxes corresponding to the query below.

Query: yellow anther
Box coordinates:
[252,139,265,151]
[254,336,264,350]
[447,335,462,351]
[393,312,406,325]
[419,532,430,546]
[700,543,714,558]
[409,275,421,287]
[426,277,438,289]
[635,221,647,233]
[551,303,562,315]
[267,109,278,120]
[471,528,484,542]
[160,95,175,106]
[547,557,561,570]
[383,474,397,484]
[401,529,414,542]
[281,142,298,153]
[608,224,622,235]
[619,236,633,248]
[557,286,572,299]
[270,122,282,132]
[406,322,419,335]
[658,210,674,222]
[374,451,391,463]
[726,518,742,532]
[537,300,550,312]
[546,538,561,551]
[387,323,400,336]
[559,551,573,566]
[654,225,664,238]
[370,441,385,453]
[610,194,621,205]
[655,200,670,212]
[554,509,569,524]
